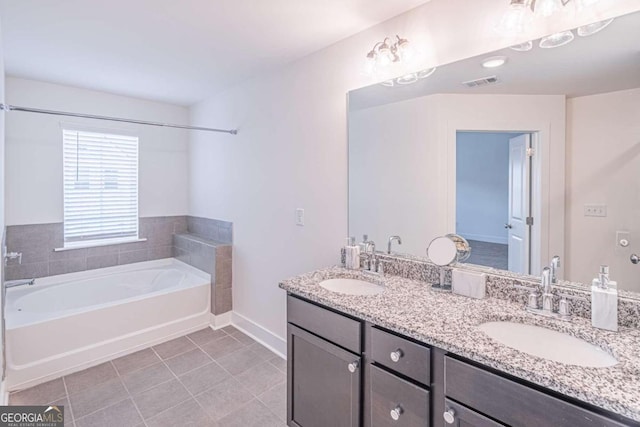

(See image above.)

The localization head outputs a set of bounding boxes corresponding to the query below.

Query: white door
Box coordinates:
[507,134,531,274]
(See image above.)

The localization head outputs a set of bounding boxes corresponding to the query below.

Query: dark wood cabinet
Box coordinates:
[286,294,637,427]
[287,323,361,427]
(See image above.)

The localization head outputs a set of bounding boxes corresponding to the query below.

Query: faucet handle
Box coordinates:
[514,284,539,309]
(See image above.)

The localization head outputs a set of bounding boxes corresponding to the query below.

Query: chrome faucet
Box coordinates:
[387,236,402,254]
[5,278,35,289]
[541,267,553,313]
[550,255,561,284]
[518,266,571,321]
[361,238,381,273]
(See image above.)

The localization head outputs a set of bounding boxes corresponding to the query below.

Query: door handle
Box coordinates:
[631,254,639,265]
[504,223,513,229]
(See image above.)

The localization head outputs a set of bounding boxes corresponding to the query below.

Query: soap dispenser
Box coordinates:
[591,265,618,332]
[344,237,360,270]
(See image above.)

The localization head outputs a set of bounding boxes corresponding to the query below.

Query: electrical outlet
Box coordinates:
[584,204,607,217]
[295,208,305,226]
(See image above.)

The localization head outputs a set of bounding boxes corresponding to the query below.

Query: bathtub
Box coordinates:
[5,258,210,390]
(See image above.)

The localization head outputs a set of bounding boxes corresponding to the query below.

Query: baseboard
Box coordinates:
[460,233,508,245]
[231,312,286,359]
[209,312,232,329]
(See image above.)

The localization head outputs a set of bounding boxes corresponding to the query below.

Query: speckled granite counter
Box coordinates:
[279,267,640,423]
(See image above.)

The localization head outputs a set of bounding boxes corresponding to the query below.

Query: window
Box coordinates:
[63,128,139,247]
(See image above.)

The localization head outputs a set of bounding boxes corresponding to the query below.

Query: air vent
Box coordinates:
[462,75,499,88]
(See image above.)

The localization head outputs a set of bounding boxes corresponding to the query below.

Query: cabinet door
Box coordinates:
[443,399,505,427]
[288,323,361,427]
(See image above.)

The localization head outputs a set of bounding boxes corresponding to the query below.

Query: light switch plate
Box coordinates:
[295,208,305,226]
[584,204,607,217]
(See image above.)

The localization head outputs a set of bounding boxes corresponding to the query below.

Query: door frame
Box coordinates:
[445,119,563,276]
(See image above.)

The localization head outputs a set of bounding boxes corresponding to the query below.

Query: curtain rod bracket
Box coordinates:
[0,103,237,135]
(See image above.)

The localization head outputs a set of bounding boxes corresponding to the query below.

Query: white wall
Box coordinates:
[188,0,640,351]
[566,88,640,291]
[1,18,6,384]
[5,77,189,226]
[456,132,515,245]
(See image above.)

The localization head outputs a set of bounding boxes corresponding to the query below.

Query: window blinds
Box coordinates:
[63,128,139,245]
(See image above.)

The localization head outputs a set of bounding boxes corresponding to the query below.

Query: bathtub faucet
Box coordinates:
[5,278,35,289]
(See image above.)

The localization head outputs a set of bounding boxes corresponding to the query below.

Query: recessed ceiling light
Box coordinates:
[539,30,574,48]
[482,56,508,68]
[417,67,437,79]
[380,80,395,87]
[396,73,418,85]
[510,41,533,52]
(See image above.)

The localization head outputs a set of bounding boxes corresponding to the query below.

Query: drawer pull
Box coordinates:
[347,361,359,373]
[443,408,456,424]
[390,349,404,363]
[390,405,404,421]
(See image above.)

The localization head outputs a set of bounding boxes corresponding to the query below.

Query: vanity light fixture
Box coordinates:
[539,30,575,48]
[365,35,413,73]
[482,56,508,68]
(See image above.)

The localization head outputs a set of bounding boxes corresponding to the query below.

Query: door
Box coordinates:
[288,323,361,427]
[507,134,531,274]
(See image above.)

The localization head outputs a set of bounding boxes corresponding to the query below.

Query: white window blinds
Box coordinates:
[63,128,139,245]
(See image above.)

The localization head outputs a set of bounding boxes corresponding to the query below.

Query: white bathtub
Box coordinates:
[5,258,211,390]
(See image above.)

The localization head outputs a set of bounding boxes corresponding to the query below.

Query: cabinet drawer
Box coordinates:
[445,357,630,427]
[370,365,429,427]
[371,326,430,385]
[287,295,361,353]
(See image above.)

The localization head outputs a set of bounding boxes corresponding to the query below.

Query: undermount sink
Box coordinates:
[478,321,618,368]
[319,278,384,296]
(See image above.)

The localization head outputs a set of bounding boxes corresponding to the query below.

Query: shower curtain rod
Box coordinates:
[0,103,238,135]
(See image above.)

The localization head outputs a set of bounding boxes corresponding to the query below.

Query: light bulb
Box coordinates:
[396,37,414,62]
[376,46,393,67]
[495,0,532,36]
[396,73,418,85]
[539,30,575,48]
[577,18,614,36]
[510,41,534,52]
[573,0,601,11]
[533,0,563,18]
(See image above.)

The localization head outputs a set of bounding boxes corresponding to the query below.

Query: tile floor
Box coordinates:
[9,326,287,427]
[466,239,508,270]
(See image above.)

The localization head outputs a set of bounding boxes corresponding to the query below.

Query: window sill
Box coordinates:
[54,238,147,252]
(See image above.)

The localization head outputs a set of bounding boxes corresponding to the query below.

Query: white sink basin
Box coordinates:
[319,278,384,296]
[478,321,618,368]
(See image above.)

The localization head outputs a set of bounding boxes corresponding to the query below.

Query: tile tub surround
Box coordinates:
[8,326,286,427]
[279,267,640,423]
[4,216,188,280]
[174,233,233,315]
[187,216,233,244]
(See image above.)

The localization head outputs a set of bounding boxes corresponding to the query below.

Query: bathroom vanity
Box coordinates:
[280,268,640,427]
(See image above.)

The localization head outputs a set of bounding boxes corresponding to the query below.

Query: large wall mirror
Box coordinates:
[348,11,640,292]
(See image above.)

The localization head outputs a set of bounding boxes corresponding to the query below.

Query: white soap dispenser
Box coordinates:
[344,237,360,270]
[591,265,618,332]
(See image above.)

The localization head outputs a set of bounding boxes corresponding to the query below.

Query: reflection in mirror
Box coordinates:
[347,11,640,292]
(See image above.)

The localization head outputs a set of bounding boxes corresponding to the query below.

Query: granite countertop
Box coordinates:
[279,266,640,422]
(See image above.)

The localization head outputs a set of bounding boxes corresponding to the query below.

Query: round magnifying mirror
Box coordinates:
[427,234,471,266]
[427,236,459,266]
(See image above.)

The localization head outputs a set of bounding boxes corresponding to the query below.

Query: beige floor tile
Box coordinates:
[121,362,174,396]
[258,382,287,422]
[216,347,264,375]
[9,378,66,405]
[132,379,191,419]
[194,377,253,421]
[146,398,217,427]
[228,331,256,346]
[64,362,118,395]
[68,378,128,419]
[178,362,231,396]
[247,342,277,361]
[153,336,196,359]
[235,362,286,396]
[200,335,245,360]
[217,399,283,427]
[187,327,228,346]
[112,348,161,375]
[75,398,143,427]
[269,356,287,373]
[165,348,211,376]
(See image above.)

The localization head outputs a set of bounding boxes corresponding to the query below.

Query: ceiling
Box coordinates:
[0,0,430,106]
[349,10,640,111]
